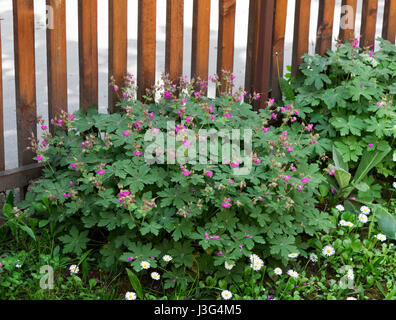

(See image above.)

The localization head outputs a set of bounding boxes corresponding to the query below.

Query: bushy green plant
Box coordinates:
[19,75,332,291]
[290,38,396,180]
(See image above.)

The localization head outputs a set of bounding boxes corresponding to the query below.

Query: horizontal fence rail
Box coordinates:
[0,0,395,198]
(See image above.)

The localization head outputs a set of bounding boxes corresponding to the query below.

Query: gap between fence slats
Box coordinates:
[271,0,288,101]
[382,0,396,44]
[108,0,127,113]
[47,0,67,130]
[78,0,98,112]
[217,0,236,94]
[316,0,335,55]
[13,0,37,167]
[191,0,211,87]
[361,0,378,48]
[138,0,157,100]
[166,0,184,83]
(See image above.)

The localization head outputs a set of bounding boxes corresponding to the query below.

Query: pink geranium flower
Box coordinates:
[97,170,106,175]
[182,170,191,177]
[206,171,213,178]
[122,130,130,137]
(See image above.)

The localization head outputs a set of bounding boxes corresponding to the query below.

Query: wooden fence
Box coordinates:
[0,0,395,198]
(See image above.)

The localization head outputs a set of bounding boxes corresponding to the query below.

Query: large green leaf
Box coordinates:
[126,268,143,299]
[334,167,352,189]
[353,146,391,183]
[375,206,396,240]
[332,145,348,171]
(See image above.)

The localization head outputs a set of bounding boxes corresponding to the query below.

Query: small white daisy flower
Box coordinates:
[15,264,22,269]
[360,206,371,215]
[221,290,233,300]
[336,205,344,212]
[392,182,396,189]
[375,234,387,242]
[69,264,79,274]
[249,254,260,262]
[322,245,335,257]
[347,269,354,280]
[125,292,137,300]
[309,253,318,263]
[162,255,173,262]
[224,262,234,270]
[288,253,299,258]
[151,272,160,280]
[346,297,357,300]
[346,221,354,228]
[339,220,347,226]
[287,269,299,279]
[140,261,151,269]
[274,267,283,276]
[358,214,368,224]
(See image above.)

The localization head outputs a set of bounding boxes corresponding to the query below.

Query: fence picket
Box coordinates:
[0,21,3,171]
[291,0,311,76]
[339,0,357,42]
[191,0,211,85]
[166,0,184,83]
[109,0,128,113]
[47,0,67,128]
[271,0,288,100]
[138,0,157,100]
[217,0,236,93]
[361,0,378,47]
[78,0,98,112]
[316,0,335,55]
[382,0,396,44]
[13,0,37,167]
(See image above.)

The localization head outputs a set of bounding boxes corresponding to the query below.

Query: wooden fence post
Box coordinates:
[78,0,98,112]
[191,0,211,86]
[339,0,357,42]
[13,0,37,167]
[0,20,3,172]
[382,0,396,44]
[137,0,157,101]
[108,0,128,113]
[166,0,184,83]
[360,0,378,48]
[47,0,67,130]
[316,0,335,55]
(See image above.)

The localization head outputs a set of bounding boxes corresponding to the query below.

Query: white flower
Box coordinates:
[15,264,22,268]
[224,262,234,270]
[249,254,260,262]
[347,297,357,300]
[251,258,264,271]
[339,220,347,226]
[162,255,173,262]
[322,245,335,257]
[336,205,344,212]
[221,290,233,300]
[288,253,299,258]
[309,253,318,263]
[287,270,299,279]
[360,206,371,215]
[393,182,396,189]
[69,264,79,274]
[274,267,283,276]
[358,214,368,224]
[346,221,354,228]
[125,292,137,300]
[375,234,387,242]
[151,272,160,280]
[140,261,151,269]
[347,269,354,281]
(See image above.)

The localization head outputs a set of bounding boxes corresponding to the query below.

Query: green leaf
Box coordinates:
[353,146,391,183]
[59,226,90,256]
[332,145,348,171]
[279,77,295,100]
[19,224,36,241]
[375,206,396,240]
[126,268,143,299]
[334,168,352,189]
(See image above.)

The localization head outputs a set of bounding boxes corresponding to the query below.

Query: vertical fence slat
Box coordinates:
[47,0,67,128]
[316,0,335,55]
[361,0,378,47]
[166,0,184,82]
[339,0,357,42]
[78,0,98,112]
[382,0,396,44]
[254,0,275,107]
[245,0,261,97]
[291,0,311,76]
[191,0,211,84]
[138,0,157,100]
[271,0,288,100]
[109,0,127,113]
[217,0,236,92]
[13,0,37,167]
[0,21,3,171]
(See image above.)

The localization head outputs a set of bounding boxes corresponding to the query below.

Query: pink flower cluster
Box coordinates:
[222,198,232,208]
